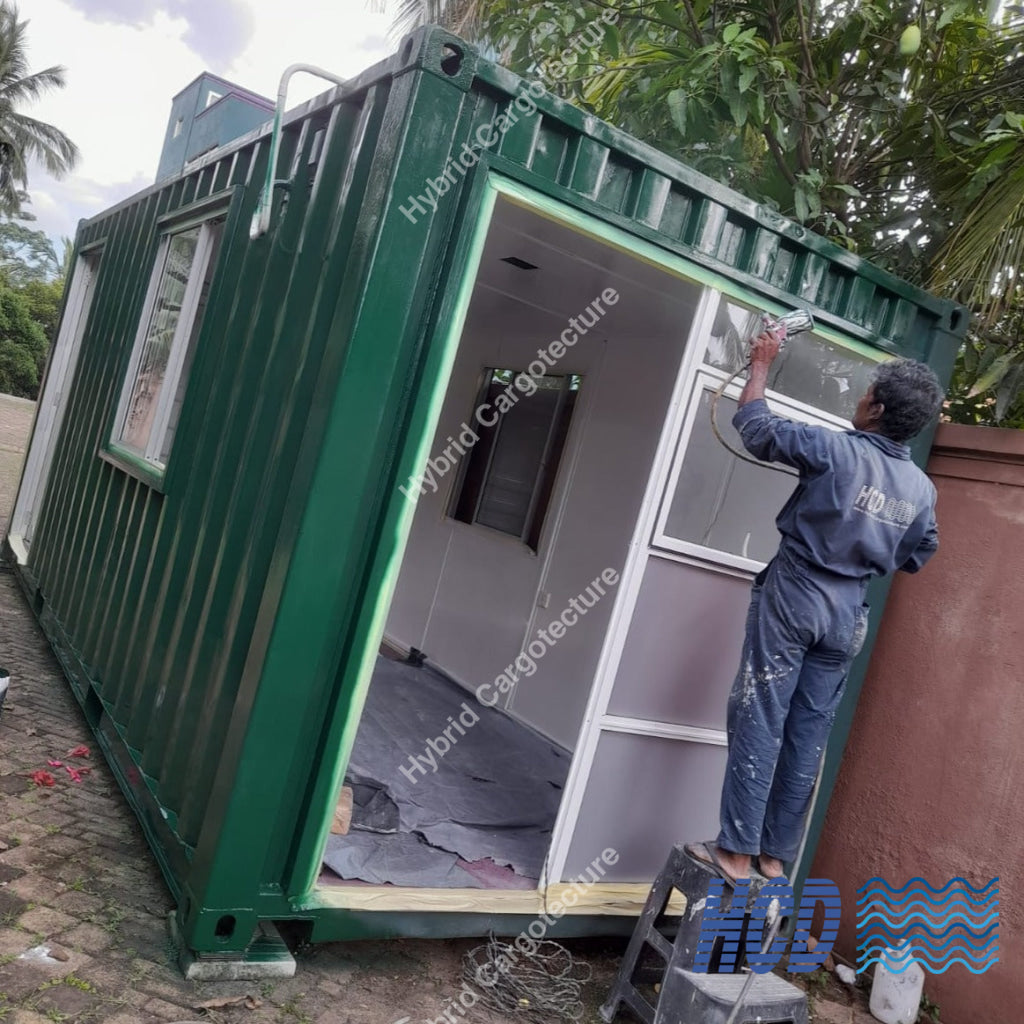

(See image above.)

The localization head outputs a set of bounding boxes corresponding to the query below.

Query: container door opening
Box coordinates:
[316,193,702,893]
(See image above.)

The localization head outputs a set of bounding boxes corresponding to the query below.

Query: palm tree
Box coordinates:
[0,1,78,217]
[368,0,484,38]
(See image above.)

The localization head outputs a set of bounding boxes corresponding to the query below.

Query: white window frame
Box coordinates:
[111,217,221,471]
[651,366,852,574]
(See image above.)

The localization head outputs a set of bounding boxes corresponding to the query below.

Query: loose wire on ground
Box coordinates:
[462,935,592,1023]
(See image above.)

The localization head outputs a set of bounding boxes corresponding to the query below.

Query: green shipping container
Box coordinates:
[6,27,967,975]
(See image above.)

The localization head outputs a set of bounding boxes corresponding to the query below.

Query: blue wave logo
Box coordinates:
[856,878,999,975]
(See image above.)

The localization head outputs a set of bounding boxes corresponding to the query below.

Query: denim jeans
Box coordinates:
[717,544,869,862]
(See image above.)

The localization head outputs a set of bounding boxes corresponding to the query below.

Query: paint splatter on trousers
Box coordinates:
[717,543,869,862]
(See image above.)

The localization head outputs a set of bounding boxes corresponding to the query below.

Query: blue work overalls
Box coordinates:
[717,399,938,862]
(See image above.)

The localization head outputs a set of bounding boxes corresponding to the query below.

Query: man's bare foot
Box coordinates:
[715,846,752,882]
[757,854,786,879]
[686,842,752,883]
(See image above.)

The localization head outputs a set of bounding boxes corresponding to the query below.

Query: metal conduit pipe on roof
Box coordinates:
[249,63,347,240]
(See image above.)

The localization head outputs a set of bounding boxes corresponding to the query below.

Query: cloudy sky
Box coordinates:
[22,0,400,244]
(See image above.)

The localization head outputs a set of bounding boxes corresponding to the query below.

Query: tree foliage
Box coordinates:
[0,284,48,397]
[376,0,1024,426]
[18,277,62,341]
[0,220,64,398]
[0,219,58,284]
[0,1,78,217]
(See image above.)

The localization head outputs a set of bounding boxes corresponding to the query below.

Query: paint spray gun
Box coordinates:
[757,308,815,353]
[710,308,815,465]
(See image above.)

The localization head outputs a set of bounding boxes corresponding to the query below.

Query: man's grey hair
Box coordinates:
[870,359,944,443]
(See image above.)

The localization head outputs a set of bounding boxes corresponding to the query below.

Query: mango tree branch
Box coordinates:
[764,127,798,188]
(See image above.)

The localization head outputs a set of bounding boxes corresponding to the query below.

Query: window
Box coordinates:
[661,376,805,565]
[451,369,580,552]
[112,216,224,471]
[172,117,184,138]
[205,89,223,108]
[703,298,877,421]
[654,293,882,571]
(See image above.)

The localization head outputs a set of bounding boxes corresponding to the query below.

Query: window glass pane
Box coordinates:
[158,221,224,464]
[121,228,200,453]
[663,388,798,563]
[704,298,878,420]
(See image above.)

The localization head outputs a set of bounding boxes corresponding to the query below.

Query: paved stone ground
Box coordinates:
[0,393,888,1024]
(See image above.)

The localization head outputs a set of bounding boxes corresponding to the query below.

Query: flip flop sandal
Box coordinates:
[684,841,744,887]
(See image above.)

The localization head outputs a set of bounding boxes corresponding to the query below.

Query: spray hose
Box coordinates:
[709,309,815,468]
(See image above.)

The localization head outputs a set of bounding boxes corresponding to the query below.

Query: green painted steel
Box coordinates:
[7,25,967,958]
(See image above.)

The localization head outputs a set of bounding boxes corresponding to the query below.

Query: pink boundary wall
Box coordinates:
[812,422,1024,1024]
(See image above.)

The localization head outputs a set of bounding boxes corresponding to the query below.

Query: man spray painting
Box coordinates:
[688,328,945,884]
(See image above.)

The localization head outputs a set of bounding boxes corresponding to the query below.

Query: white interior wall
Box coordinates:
[385,198,701,750]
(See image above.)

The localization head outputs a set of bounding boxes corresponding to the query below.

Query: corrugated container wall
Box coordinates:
[6,26,967,965]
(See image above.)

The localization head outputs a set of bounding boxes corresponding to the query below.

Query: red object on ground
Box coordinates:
[47,760,63,767]
[65,766,85,783]
[30,770,56,787]
[67,745,90,758]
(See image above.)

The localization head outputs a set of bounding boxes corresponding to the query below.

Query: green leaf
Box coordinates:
[604,23,620,60]
[977,342,1001,376]
[720,54,739,98]
[961,341,979,376]
[753,88,766,123]
[937,2,967,30]
[795,189,810,223]
[949,129,981,147]
[995,367,1024,420]
[654,1,685,29]
[667,89,688,136]
[729,92,748,127]
[783,78,802,111]
[738,66,756,93]
[723,22,742,44]
[967,351,1016,397]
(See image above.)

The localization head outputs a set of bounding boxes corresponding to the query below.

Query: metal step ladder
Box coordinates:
[600,843,809,1024]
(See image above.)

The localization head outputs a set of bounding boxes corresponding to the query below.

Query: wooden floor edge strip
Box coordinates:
[310,882,687,916]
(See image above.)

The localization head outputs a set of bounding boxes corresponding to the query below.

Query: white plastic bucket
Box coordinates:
[869,946,925,1024]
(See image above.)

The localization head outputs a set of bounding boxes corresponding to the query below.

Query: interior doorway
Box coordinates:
[317,188,703,891]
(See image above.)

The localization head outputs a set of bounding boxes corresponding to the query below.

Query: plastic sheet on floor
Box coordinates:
[323,656,570,887]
